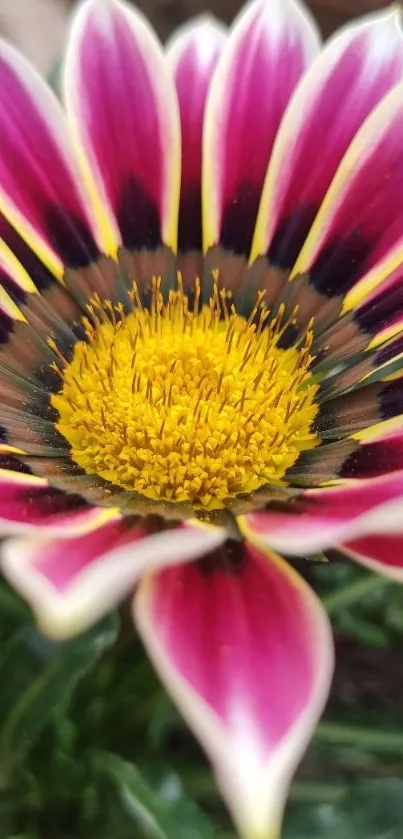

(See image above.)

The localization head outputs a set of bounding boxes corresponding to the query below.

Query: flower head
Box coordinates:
[1,0,403,836]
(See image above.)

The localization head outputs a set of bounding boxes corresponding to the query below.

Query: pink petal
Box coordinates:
[0,467,116,535]
[1,520,226,639]
[289,79,403,308]
[252,6,403,269]
[135,541,333,839]
[339,428,403,480]
[243,471,403,556]
[203,0,320,257]
[0,38,99,277]
[167,17,226,254]
[64,0,181,255]
[342,535,403,582]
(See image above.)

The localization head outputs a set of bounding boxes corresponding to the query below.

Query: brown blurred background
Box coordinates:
[0,0,392,75]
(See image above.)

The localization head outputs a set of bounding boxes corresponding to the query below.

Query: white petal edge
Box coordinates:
[251,3,403,261]
[202,0,321,251]
[0,506,120,538]
[0,37,93,277]
[340,540,403,583]
[1,522,226,640]
[134,543,334,839]
[64,0,181,255]
[290,79,403,291]
[166,14,227,65]
[240,476,403,556]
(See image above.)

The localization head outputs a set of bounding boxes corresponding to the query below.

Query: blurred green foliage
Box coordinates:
[0,560,403,838]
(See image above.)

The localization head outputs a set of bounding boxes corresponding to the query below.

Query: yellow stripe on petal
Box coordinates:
[0,468,47,486]
[366,321,403,350]
[67,128,120,259]
[0,239,37,293]
[251,5,403,267]
[343,244,403,313]
[202,137,220,252]
[163,142,181,254]
[0,445,27,455]
[351,415,403,443]
[203,0,319,257]
[360,352,403,385]
[288,137,364,281]
[0,192,63,280]
[0,286,26,321]
[187,517,225,533]
[290,83,403,286]
[382,369,403,382]
[64,0,181,256]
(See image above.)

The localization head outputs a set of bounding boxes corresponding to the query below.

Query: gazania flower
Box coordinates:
[2,0,403,835]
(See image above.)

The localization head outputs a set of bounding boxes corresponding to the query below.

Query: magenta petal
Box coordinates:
[135,541,333,839]
[203,0,320,257]
[65,0,181,254]
[0,39,99,276]
[1,520,225,638]
[168,18,226,253]
[289,79,403,307]
[339,428,403,480]
[342,535,403,581]
[0,468,115,535]
[252,6,403,268]
[243,471,403,556]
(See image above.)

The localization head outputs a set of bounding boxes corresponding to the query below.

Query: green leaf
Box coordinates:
[0,580,31,634]
[285,779,403,839]
[341,779,403,838]
[385,586,403,634]
[91,751,215,839]
[333,611,389,647]
[0,613,119,782]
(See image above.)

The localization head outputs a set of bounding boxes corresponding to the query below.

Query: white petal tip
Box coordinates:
[135,545,334,839]
[166,14,226,65]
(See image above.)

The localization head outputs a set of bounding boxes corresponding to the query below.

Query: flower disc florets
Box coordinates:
[51,275,319,510]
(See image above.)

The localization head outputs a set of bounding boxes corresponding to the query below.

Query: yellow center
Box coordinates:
[51,278,319,511]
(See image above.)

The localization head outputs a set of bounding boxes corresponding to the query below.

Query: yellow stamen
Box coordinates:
[51,278,320,511]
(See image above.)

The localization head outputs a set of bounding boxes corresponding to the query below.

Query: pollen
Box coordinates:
[51,276,320,511]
